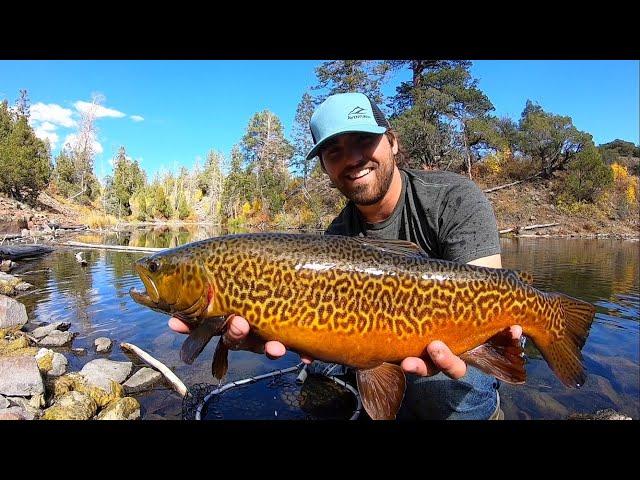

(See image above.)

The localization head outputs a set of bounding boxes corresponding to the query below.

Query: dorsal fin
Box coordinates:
[513,270,534,285]
[352,237,428,258]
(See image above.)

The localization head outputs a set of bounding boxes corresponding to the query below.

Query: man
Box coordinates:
[169,92,521,419]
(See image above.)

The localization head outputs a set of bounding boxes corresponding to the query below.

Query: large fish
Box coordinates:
[129,233,596,420]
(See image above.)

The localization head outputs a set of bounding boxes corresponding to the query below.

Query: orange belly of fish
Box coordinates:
[244,312,519,369]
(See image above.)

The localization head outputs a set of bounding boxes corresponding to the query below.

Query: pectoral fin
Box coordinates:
[211,337,229,380]
[356,363,407,420]
[180,317,226,365]
[459,333,526,384]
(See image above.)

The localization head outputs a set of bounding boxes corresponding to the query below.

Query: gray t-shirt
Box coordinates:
[324,168,502,420]
[326,169,501,263]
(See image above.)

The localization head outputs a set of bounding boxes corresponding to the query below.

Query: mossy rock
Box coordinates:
[96,397,141,420]
[48,373,124,409]
[0,336,38,357]
[36,351,54,373]
[41,391,98,420]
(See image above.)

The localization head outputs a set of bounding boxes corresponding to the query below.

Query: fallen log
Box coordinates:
[60,241,164,253]
[500,222,560,234]
[0,244,55,260]
[120,342,188,397]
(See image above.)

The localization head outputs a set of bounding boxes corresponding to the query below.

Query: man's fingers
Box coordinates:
[401,357,432,376]
[168,317,191,334]
[509,325,523,340]
[225,315,250,341]
[265,341,286,359]
[427,341,467,380]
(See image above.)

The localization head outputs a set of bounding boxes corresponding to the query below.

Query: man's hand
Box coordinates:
[400,325,523,379]
[168,316,522,379]
[168,315,313,363]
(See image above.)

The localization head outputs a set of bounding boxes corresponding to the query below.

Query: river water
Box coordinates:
[11,226,639,420]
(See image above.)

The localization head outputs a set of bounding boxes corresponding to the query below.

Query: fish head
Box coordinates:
[129,250,211,323]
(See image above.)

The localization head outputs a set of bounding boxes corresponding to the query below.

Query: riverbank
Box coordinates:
[1,182,638,243]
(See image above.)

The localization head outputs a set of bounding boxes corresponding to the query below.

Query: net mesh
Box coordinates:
[182,367,360,420]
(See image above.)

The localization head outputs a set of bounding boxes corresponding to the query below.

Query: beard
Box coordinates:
[334,155,396,206]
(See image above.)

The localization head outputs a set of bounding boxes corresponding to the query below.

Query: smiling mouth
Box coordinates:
[345,167,373,181]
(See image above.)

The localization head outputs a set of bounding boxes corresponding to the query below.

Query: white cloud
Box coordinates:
[30,103,76,128]
[39,121,57,132]
[130,115,144,122]
[74,101,126,118]
[34,128,59,150]
[63,133,103,155]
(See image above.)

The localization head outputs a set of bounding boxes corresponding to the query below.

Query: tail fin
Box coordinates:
[533,293,596,388]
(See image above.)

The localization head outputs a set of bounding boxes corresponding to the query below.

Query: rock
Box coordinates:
[71,348,87,356]
[0,260,16,273]
[38,330,75,347]
[568,409,633,420]
[41,391,98,420]
[5,397,40,420]
[49,373,124,409]
[0,272,32,295]
[94,337,112,353]
[0,335,38,357]
[0,394,9,409]
[0,407,27,420]
[123,367,163,394]
[0,356,44,396]
[80,359,132,392]
[35,348,67,377]
[96,397,141,420]
[0,294,28,328]
[31,321,71,339]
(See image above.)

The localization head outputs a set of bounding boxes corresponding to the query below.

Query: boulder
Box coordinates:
[123,367,163,394]
[4,397,40,420]
[48,373,124,409]
[38,330,75,347]
[0,295,28,328]
[0,356,44,396]
[31,322,71,339]
[35,348,67,377]
[79,359,132,392]
[0,406,27,420]
[96,397,141,420]
[41,391,98,420]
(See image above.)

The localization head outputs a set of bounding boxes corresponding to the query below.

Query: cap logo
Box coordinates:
[347,106,371,120]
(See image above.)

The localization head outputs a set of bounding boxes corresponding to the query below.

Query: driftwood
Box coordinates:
[60,241,164,253]
[483,171,544,194]
[120,342,188,397]
[499,222,560,234]
[0,244,55,260]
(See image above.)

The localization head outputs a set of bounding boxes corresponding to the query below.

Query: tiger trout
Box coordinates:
[129,232,596,420]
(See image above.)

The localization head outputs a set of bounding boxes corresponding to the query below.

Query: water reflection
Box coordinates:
[10,230,640,419]
[499,237,639,419]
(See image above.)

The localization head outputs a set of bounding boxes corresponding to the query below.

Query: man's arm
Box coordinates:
[467,254,502,268]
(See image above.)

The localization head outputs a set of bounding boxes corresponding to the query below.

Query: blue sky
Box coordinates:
[0,60,637,181]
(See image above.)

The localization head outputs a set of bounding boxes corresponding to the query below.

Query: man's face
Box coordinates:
[320,132,398,206]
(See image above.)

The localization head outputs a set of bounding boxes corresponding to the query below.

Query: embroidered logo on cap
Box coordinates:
[347,106,371,120]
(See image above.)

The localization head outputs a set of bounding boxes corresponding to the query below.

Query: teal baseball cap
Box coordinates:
[306,92,390,161]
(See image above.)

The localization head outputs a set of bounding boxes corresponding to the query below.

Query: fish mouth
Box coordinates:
[130,261,161,308]
[129,287,157,309]
[134,262,160,303]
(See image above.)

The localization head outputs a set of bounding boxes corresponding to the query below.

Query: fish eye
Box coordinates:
[148,260,159,273]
